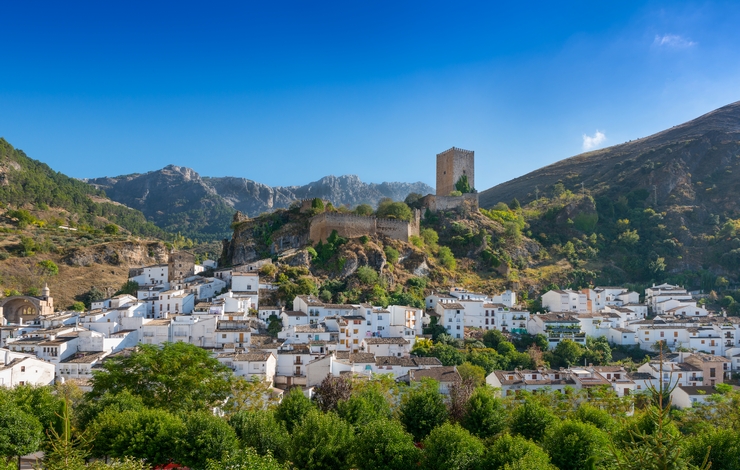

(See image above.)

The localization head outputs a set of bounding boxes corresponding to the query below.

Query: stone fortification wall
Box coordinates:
[420,193,479,212]
[309,211,420,243]
[436,147,475,196]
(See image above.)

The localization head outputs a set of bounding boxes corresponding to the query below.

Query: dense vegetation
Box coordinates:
[2,342,737,470]
[0,139,165,238]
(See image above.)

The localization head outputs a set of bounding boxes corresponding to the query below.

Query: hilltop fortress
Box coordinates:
[306,146,478,243]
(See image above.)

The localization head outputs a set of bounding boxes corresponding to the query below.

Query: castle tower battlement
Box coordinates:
[436,147,475,196]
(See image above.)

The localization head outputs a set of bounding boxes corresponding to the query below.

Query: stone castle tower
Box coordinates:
[436,147,475,196]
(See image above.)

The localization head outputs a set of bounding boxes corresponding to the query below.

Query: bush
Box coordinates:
[384,246,399,264]
[356,266,379,285]
[351,419,420,470]
[290,409,354,470]
[437,246,456,270]
[376,199,413,221]
[509,398,556,442]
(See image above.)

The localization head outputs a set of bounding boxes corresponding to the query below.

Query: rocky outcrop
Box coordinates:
[64,241,168,267]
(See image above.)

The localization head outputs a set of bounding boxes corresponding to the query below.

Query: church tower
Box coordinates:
[436,147,475,196]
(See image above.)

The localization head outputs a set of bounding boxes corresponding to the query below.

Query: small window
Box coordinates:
[20,366,26,372]
[222,334,227,338]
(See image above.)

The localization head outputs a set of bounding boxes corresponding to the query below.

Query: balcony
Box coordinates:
[294,358,303,365]
[512,315,526,320]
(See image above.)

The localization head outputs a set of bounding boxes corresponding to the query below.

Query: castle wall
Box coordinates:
[420,193,479,212]
[436,147,475,196]
[309,211,420,243]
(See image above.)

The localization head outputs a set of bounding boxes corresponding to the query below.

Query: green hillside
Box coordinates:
[0,138,165,238]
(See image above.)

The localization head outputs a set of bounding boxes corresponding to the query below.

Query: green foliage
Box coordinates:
[354,204,373,216]
[76,287,106,309]
[35,260,59,276]
[356,265,379,285]
[229,410,290,461]
[480,433,556,470]
[70,301,86,312]
[274,387,314,433]
[0,405,43,462]
[350,419,420,470]
[104,224,119,235]
[376,198,413,221]
[421,422,484,470]
[684,428,740,470]
[205,448,287,470]
[115,280,139,296]
[461,386,508,439]
[573,212,598,232]
[311,198,325,213]
[509,398,556,442]
[267,314,283,337]
[437,246,456,270]
[421,227,439,245]
[384,245,399,264]
[89,342,232,412]
[89,407,183,464]
[178,411,239,470]
[399,380,449,441]
[455,175,473,194]
[289,409,354,470]
[542,420,609,470]
[549,339,586,368]
[337,387,393,426]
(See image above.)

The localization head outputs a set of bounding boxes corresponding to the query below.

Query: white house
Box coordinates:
[0,348,55,387]
[671,385,719,409]
[217,351,277,384]
[541,289,589,313]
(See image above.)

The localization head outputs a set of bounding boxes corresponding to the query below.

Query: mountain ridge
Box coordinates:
[87,166,433,241]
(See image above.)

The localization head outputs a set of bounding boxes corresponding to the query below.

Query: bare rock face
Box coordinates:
[283,249,312,268]
[65,241,168,267]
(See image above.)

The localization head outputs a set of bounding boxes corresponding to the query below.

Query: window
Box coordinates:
[20,366,25,372]
[353,339,358,344]
[222,334,227,338]
[660,332,664,338]
[674,332,678,337]
[710,368,716,378]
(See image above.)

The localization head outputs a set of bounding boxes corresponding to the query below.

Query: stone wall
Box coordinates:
[436,147,475,196]
[309,210,420,243]
[420,193,479,212]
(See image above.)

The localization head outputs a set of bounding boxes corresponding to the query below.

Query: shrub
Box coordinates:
[384,246,399,264]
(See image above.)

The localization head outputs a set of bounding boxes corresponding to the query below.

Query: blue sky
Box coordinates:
[1,1,739,190]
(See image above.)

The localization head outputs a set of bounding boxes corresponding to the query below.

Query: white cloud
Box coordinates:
[653,34,696,48]
[582,130,606,151]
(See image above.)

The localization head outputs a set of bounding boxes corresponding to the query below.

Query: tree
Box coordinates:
[228,410,290,462]
[482,329,507,349]
[461,387,508,439]
[70,301,86,312]
[39,398,87,470]
[205,448,287,470]
[437,246,456,270]
[376,199,413,221]
[354,204,373,216]
[290,409,354,470]
[267,314,283,337]
[480,433,556,470]
[420,228,439,246]
[455,175,473,194]
[457,363,486,387]
[542,420,609,470]
[313,376,353,412]
[355,266,379,285]
[398,380,449,441]
[88,342,232,412]
[89,408,184,464]
[178,411,239,470]
[337,387,393,426]
[0,407,43,468]
[222,376,279,415]
[509,397,556,442]
[36,259,59,276]
[384,246,400,264]
[684,428,740,470]
[550,339,584,368]
[350,419,420,470]
[274,387,314,433]
[104,224,119,235]
[421,422,484,470]
[404,192,424,209]
[115,280,138,296]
